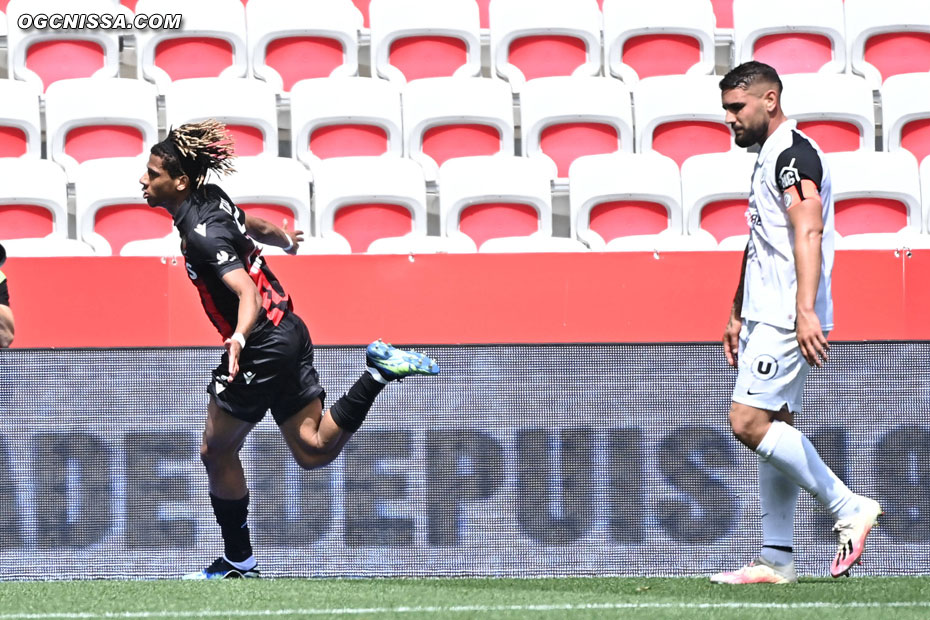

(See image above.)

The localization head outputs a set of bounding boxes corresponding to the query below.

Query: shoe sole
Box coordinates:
[831,509,883,578]
[367,341,439,379]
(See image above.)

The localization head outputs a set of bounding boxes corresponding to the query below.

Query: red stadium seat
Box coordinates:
[75,157,178,256]
[882,73,930,165]
[402,77,514,184]
[490,0,602,94]
[439,156,555,251]
[135,0,247,92]
[847,0,930,88]
[827,151,922,248]
[780,74,875,153]
[681,151,756,246]
[370,0,480,84]
[0,80,41,158]
[247,0,362,94]
[45,78,159,179]
[164,78,278,157]
[290,78,403,169]
[733,0,846,75]
[569,152,698,251]
[634,75,734,168]
[603,0,715,85]
[0,159,70,242]
[313,157,427,253]
[6,0,124,91]
[521,77,633,189]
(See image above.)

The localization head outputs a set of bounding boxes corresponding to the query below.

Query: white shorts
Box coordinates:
[731,320,818,414]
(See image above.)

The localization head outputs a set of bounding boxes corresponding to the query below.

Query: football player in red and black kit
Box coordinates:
[140,120,439,579]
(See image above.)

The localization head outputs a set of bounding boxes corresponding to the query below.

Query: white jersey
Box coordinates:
[741,119,834,331]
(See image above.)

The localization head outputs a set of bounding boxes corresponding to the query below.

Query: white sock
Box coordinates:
[225,554,257,571]
[755,420,857,520]
[758,456,798,563]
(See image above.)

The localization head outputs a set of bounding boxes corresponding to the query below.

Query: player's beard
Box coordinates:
[734,118,769,148]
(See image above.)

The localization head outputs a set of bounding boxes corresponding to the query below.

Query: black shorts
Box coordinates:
[207,312,326,425]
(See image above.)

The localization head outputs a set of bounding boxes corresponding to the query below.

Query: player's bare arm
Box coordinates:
[0,305,13,348]
[787,179,829,368]
[723,245,748,368]
[220,268,263,379]
[244,214,304,255]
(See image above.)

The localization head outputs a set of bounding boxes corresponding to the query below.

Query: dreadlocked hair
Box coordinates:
[151,119,236,190]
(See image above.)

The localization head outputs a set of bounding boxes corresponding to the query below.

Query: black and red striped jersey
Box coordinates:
[172,184,292,340]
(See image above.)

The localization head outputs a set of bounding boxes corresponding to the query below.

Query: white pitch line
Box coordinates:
[2,602,930,619]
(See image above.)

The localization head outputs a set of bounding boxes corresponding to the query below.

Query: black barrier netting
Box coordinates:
[0,344,927,579]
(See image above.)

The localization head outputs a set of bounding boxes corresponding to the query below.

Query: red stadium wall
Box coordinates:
[6,250,930,347]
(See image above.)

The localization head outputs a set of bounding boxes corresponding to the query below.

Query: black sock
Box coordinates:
[329,372,385,433]
[210,492,253,563]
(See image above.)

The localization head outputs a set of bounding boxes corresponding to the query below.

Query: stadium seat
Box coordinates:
[779,74,875,153]
[568,152,700,251]
[732,0,846,75]
[164,78,278,157]
[881,73,930,166]
[923,158,930,234]
[312,156,428,253]
[135,0,248,92]
[634,75,734,168]
[602,0,716,85]
[45,78,159,179]
[489,0,602,95]
[520,76,633,190]
[0,159,69,243]
[711,0,735,43]
[402,77,514,184]
[0,79,41,158]
[6,0,126,91]
[247,0,363,95]
[680,151,756,246]
[827,150,923,249]
[438,155,567,251]
[369,0,481,85]
[290,77,403,170]
[846,0,930,90]
[74,156,177,256]
[217,156,313,255]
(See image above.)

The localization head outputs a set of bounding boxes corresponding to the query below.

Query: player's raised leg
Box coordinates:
[280,340,439,469]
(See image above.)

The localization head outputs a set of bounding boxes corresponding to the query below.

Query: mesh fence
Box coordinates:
[0,343,927,579]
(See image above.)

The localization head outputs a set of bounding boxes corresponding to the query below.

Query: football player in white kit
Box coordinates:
[710,62,882,584]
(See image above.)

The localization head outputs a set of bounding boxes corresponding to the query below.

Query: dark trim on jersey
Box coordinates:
[775,131,824,201]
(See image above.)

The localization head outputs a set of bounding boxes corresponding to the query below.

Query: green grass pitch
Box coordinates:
[2,576,930,620]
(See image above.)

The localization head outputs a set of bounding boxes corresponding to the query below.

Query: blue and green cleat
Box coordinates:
[366,339,440,382]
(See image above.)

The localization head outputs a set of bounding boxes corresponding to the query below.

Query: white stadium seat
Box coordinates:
[603,0,715,86]
[402,77,515,184]
[312,156,428,253]
[247,0,362,95]
[290,77,403,171]
[45,78,159,179]
[135,0,247,92]
[164,78,278,158]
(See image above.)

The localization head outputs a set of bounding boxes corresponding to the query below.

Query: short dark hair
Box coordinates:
[150,119,236,189]
[719,61,783,94]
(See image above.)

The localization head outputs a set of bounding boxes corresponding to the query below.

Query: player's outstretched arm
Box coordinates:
[244,214,304,255]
